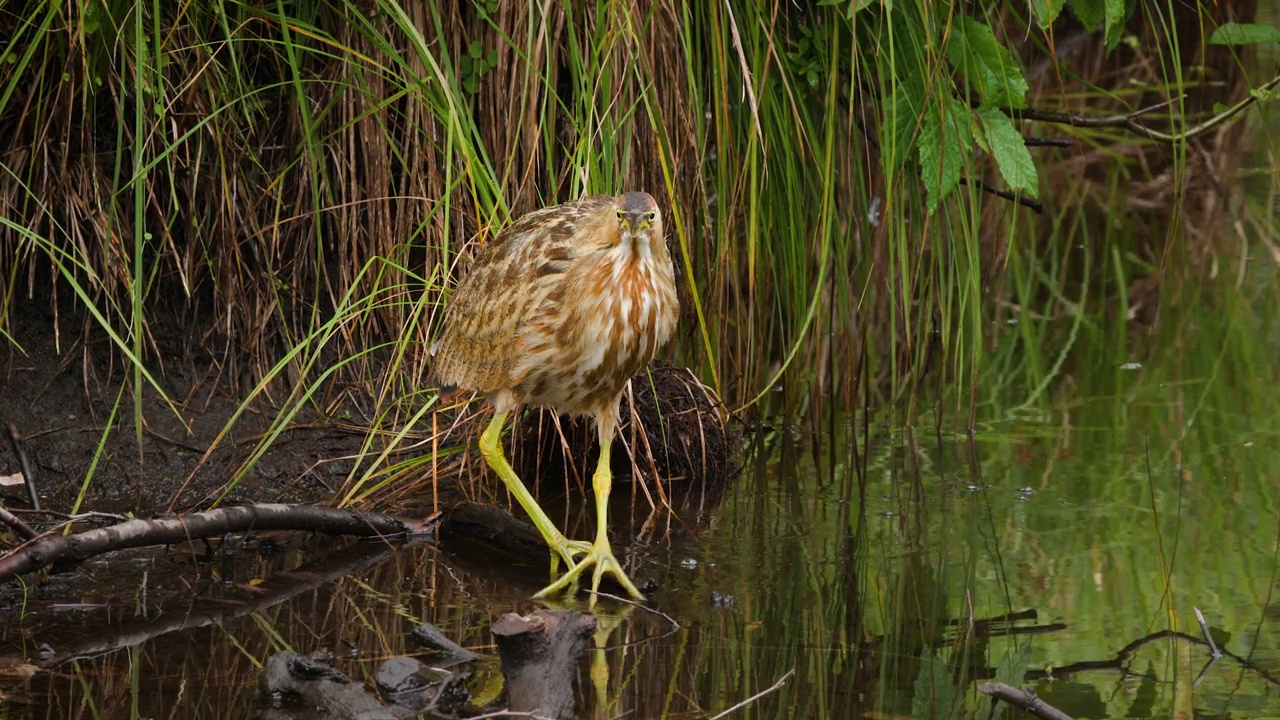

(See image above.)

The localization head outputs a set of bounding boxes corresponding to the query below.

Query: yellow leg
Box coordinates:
[532,435,645,604]
[479,411,590,574]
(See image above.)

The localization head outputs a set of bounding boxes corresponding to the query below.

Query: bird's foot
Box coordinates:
[547,536,593,575]
[534,536,643,605]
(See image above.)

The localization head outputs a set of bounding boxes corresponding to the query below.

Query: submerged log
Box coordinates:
[980,682,1074,720]
[490,609,596,719]
[262,652,394,720]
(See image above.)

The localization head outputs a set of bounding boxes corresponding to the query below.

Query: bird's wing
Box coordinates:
[431,196,613,394]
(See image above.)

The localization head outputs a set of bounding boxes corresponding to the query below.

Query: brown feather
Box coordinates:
[433,192,679,428]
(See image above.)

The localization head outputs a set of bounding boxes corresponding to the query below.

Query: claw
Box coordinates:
[548,537,593,575]
[534,536,643,605]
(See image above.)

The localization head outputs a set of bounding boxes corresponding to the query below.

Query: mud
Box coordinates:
[0,297,357,516]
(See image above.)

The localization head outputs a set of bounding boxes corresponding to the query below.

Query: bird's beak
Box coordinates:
[623,212,652,235]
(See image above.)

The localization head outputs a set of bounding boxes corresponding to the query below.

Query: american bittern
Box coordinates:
[433,191,679,601]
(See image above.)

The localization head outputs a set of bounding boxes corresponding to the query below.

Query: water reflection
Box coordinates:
[3,375,1280,717]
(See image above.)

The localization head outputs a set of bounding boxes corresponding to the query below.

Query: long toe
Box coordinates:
[590,548,642,602]
[534,540,644,603]
[549,537,593,574]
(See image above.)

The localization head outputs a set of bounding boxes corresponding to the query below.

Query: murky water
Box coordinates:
[3,361,1279,719]
[3,261,1279,718]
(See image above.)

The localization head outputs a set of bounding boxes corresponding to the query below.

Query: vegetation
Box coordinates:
[3,2,1280,717]
[1,0,1277,499]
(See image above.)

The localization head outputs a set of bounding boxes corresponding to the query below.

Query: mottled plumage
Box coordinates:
[432,191,678,602]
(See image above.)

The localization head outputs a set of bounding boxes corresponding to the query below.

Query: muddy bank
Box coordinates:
[0,299,365,515]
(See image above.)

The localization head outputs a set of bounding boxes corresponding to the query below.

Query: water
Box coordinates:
[4,368,1278,718]
[3,263,1280,718]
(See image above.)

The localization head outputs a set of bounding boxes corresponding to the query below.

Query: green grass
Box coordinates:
[0,0,1275,507]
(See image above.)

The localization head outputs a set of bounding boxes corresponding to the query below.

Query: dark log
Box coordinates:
[0,503,434,583]
[412,622,481,663]
[262,652,394,720]
[441,501,551,563]
[980,682,1074,720]
[491,609,596,719]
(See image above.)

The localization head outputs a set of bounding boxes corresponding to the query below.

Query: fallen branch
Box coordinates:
[0,503,435,583]
[980,682,1074,720]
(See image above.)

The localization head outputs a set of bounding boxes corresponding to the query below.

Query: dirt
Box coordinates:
[0,293,740,570]
[0,296,359,517]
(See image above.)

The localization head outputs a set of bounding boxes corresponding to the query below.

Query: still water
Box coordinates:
[2,283,1279,718]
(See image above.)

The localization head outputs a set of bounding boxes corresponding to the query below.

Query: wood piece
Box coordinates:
[412,622,481,663]
[262,652,394,720]
[441,501,551,563]
[490,609,596,719]
[980,682,1074,720]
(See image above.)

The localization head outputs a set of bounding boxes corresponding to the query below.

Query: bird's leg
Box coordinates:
[533,429,645,604]
[479,411,591,574]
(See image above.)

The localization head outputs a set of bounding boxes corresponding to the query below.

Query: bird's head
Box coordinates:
[615,191,662,245]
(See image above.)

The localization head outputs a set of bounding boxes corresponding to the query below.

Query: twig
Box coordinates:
[5,423,40,511]
[1194,607,1222,658]
[1023,137,1074,147]
[960,177,1044,214]
[707,668,795,720]
[9,509,131,526]
[1009,73,1280,144]
[588,589,681,629]
[0,506,38,541]
[466,709,554,720]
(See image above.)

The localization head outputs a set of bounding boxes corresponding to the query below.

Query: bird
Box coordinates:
[432,191,679,602]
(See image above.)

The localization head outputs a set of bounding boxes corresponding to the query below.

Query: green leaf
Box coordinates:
[1030,0,1067,28]
[989,642,1033,720]
[947,17,1030,108]
[1103,0,1127,49]
[1209,22,1280,46]
[1251,85,1280,102]
[979,107,1038,197]
[972,115,991,153]
[468,40,483,58]
[919,96,973,213]
[1072,0,1105,31]
[912,648,958,720]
